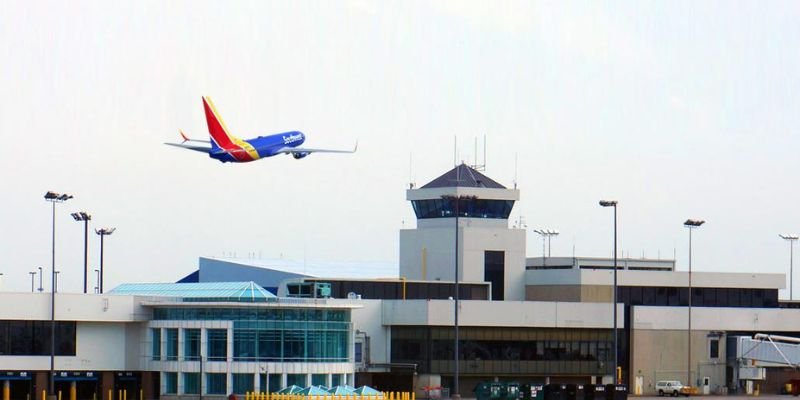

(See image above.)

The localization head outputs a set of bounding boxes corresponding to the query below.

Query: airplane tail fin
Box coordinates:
[202,96,239,151]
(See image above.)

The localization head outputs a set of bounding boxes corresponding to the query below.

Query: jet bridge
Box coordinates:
[738,334,800,368]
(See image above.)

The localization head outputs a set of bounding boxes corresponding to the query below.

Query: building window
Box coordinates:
[151,328,161,361]
[484,251,505,300]
[207,373,226,395]
[183,373,200,395]
[268,374,282,393]
[312,374,327,386]
[355,342,363,363]
[0,320,76,356]
[234,329,256,361]
[233,373,254,394]
[286,374,306,387]
[184,329,200,361]
[208,329,227,361]
[165,328,178,361]
[709,338,720,359]
[331,374,342,387]
[164,372,177,394]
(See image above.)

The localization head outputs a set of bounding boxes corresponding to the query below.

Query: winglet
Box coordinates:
[353,139,359,152]
[180,130,190,143]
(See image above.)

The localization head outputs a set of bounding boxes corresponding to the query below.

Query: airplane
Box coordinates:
[165,96,357,163]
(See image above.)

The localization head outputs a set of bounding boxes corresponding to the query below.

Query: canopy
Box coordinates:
[276,385,304,394]
[328,386,357,395]
[300,386,331,396]
[354,386,382,396]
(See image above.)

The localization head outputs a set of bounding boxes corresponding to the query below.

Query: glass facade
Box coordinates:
[392,326,615,376]
[0,320,76,356]
[183,373,199,394]
[233,373,254,394]
[184,328,200,361]
[151,328,161,361]
[268,374,282,393]
[164,372,177,394]
[311,374,326,386]
[165,328,178,361]
[153,307,351,362]
[207,373,226,395]
[286,374,306,387]
[207,329,227,361]
[411,198,514,219]
[616,286,779,308]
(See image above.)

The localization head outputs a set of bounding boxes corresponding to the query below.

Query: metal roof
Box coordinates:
[108,281,276,302]
[421,163,506,189]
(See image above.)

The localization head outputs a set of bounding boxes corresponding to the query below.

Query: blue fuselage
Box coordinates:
[209,131,305,163]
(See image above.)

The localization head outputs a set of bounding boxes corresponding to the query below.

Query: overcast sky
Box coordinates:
[1,1,799,296]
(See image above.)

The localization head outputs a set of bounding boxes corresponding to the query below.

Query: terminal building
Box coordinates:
[2,164,800,399]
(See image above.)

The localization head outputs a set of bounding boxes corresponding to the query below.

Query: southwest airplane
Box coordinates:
[165,97,357,163]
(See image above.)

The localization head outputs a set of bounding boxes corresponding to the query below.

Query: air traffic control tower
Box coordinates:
[399,163,526,300]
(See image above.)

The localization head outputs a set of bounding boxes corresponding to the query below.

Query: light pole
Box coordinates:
[599,200,618,384]
[95,228,115,294]
[45,190,72,399]
[442,194,475,400]
[780,234,799,300]
[38,266,43,292]
[684,219,705,389]
[30,271,37,292]
[71,212,91,294]
[94,269,100,294]
[533,229,559,266]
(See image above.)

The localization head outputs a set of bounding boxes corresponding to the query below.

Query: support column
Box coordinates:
[101,373,114,400]
[3,380,10,400]
[141,373,154,400]
[35,372,48,400]
[70,381,76,400]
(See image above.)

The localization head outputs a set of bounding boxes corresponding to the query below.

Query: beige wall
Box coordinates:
[630,329,726,395]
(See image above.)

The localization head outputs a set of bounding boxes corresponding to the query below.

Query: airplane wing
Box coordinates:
[275,141,358,155]
[164,142,212,153]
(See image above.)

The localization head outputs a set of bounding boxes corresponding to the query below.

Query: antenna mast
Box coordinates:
[469,135,487,172]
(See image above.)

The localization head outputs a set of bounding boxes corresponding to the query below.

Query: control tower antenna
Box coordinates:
[453,136,457,167]
[409,153,416,189]
[469,136,487,172]
[513,153,518,189]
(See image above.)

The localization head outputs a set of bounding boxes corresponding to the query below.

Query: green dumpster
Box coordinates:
[474,382,504,400]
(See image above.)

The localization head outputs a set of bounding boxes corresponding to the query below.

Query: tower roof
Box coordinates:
[421,164,506,189]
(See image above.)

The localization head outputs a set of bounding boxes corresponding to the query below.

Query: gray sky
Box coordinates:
[1,1,799,296]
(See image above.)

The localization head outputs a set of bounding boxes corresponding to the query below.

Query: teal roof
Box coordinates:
[108,282,276,302]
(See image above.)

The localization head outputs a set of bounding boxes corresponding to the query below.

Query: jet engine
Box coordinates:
[292,152,310,159]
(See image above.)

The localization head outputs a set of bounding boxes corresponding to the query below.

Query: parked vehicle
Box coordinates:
[656,381,687,397]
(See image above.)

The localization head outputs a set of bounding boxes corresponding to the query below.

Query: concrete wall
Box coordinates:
[631,328,726,395]
[630,305,800,395]
[526,269,784,289]
[381,299,623,328]
[400,220,526,300]
[334,299,391,366]
[0,321,133,371]
[0,293,148,321]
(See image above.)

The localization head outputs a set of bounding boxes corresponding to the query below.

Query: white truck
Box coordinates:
[656,381,690,397]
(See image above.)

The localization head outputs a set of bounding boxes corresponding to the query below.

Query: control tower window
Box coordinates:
[412,199,514,219]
